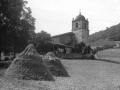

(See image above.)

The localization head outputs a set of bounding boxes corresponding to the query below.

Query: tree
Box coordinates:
[0,0,35,53]
[32,30,52,54]
[77,42,86,54]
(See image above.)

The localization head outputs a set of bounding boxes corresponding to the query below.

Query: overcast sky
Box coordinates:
[26,0,120,36]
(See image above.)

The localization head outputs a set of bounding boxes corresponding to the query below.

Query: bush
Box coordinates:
[84,54,95,59]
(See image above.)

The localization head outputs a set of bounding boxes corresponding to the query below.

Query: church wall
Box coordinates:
[82,29,89,44]
[72,21,82,30]
[82,20,88,30]
[78,21,83,29]
[52,37,60,44]
[59,35,71,45]
[87,21,89,30]
[52,34,76,46]
[59,34,76,46]
[73,30,82,43]
[72,35,77,46]
[73,29,89,44]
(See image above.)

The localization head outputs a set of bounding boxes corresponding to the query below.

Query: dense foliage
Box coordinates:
[32,30,53,54]
[73,42,91,54]
[89,23,120,42]
[0,0,35,53]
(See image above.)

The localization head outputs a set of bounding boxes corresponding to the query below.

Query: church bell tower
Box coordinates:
[72,12,89,45]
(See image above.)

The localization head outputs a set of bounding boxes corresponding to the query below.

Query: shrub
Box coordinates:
[84,54,95,59]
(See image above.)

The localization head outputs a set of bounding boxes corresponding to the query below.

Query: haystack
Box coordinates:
[43,52,69,77]
[4,44,54,81]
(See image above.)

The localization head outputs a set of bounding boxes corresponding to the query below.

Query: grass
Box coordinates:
[0,69,5,76]
[98,48,120,62]
[1,58,120,89]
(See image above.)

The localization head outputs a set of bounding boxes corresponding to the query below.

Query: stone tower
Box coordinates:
[72,12,89,45]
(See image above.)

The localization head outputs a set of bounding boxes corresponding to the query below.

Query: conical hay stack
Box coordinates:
[4,44,54,81]
[44,52,69,77]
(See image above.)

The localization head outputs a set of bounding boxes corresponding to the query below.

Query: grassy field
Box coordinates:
[1,58,120,90]
[98,48,120,62]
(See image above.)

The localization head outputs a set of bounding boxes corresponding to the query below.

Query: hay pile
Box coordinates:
[44,52,69,77]
[4,44,54,81]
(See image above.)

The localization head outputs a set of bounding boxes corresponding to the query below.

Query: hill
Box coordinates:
[89,40,120,49]
[89,23,120,42]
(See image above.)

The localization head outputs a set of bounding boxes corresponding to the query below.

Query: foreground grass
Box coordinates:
[1,59,120,90]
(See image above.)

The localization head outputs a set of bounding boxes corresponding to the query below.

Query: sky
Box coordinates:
[26,0,120,36]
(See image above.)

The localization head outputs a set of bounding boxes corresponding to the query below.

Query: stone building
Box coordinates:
[52,12,89,48]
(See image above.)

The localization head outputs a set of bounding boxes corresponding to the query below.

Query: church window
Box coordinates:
[76,23,78,28]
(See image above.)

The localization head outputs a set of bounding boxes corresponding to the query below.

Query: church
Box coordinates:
[51,12,89,48]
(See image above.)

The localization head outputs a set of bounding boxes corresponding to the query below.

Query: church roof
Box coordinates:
[75,12,85,21]
[52,32,74,38]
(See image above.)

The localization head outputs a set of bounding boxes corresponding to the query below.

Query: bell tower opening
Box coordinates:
[76,23,78,28]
